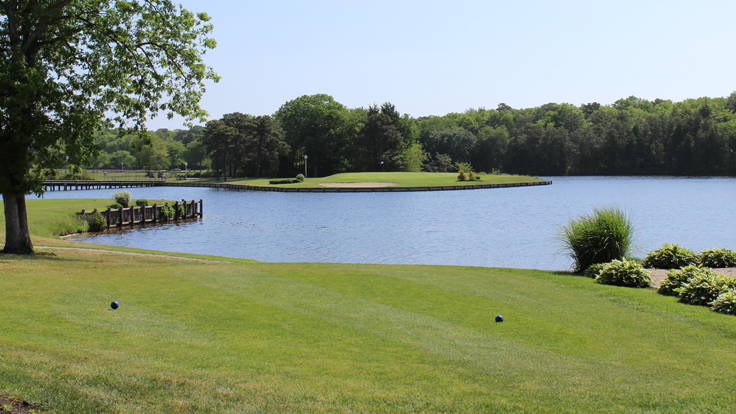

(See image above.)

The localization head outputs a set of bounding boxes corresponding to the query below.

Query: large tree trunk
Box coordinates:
[2,193,34,254]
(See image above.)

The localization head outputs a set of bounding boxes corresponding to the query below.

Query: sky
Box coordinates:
[148,0,736,130]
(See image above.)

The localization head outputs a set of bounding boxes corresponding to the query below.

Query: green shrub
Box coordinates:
[677,270,736,306]
[135,199,149,207]
[296,174,305,182]
[269,178,301,184]
[86,212,107,232]
[158,204,175,220]
[711,289,736,315]
[455,162,474,173]
[177,204,185,218]
[642,243,698,269]
[457,171,467,181]
[558,206,636,272]
[583,262,608,279]
[658,265,704,296]
[63,172,93,180]
[699,248,736,268]
[468,171,477,181]
[109,203,122,209]
[113,190,132,207]
[594,259,652,288]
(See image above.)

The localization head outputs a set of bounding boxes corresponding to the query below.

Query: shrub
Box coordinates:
[558,206,636,272]
[177,204,185,218]
[699,248,736,268]
[677,270,736,306]
[642,243,698,269]
[113,190,132,207]
[658,265,704,296]
[455,162,474,173]
[269,178,301,184]
[158,204,175,221]
[86,211,107,232]
[583,262,608,278]
[63,172,93,180]
[296,174,305,182]
[595,259,652,288]
[457,171,467,181]
[711,289,736,315]
[109,203,122,209]
[135,199,149,207]
[468,171,477,181]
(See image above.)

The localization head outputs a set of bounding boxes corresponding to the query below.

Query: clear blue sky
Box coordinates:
[149,0,736,130]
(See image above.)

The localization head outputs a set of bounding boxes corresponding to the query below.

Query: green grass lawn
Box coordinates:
[221,172,544,188]
[2,199,736,413]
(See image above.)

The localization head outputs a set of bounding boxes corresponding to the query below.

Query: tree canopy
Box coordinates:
[0,0,218,253]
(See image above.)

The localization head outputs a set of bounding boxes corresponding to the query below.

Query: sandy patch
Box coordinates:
[647,267,736,289]
[319,182,400,188]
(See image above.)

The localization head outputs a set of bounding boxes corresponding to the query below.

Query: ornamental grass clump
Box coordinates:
[658,265,704,297]
[113,190,132,208]
[642,243,698,269]
[677,271,736,307]
[711,289,736,315]
[594,259,652,288]
[699,248,736,268]
[558,206,636,272]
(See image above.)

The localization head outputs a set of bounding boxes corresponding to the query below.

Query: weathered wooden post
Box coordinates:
[153,204,158,223]
[118,206,123,227]
[106,208,111,228]
[174,201,180,220]
[199,199,203,217]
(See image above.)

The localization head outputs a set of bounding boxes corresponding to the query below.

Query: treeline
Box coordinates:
[91,92,736,177]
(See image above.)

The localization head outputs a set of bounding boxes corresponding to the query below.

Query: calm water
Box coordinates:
[29,177,736,270]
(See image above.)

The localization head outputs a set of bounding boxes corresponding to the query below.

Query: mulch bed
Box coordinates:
[0,397,45,414]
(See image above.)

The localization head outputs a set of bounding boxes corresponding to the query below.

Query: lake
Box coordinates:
[30,176,736,270]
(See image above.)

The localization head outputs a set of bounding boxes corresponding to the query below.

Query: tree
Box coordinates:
[202,118,237,180]
[243,115,289,178]
[275,94,349,177]
[166,140,187,169]
[1,1,218,253]
[134,133,169,170]
[357,103,408,171]
[184,139,210,171]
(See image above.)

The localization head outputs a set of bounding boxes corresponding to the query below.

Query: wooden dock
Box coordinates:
[44,180,159,191]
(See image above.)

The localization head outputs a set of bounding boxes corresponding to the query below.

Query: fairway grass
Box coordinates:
[221,172,544,188]
[2,199,736,412]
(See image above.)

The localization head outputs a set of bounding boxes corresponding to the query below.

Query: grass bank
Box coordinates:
[218,172,543,188]
[1,200,736,413]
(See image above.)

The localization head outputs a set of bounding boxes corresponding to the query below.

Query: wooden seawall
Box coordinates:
[79,199,203,228]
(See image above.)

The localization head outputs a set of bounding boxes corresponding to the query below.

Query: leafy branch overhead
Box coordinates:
[1,0,219,253]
